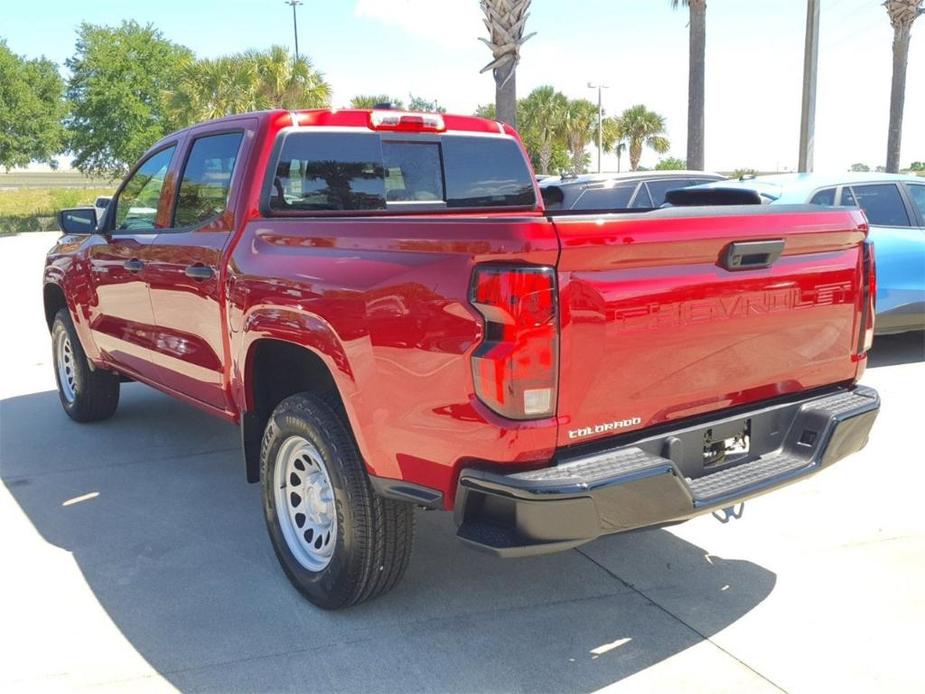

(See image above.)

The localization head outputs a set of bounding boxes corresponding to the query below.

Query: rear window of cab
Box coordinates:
[265,131,536,213]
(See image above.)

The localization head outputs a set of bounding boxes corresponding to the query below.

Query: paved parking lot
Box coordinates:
[2,231,923,692]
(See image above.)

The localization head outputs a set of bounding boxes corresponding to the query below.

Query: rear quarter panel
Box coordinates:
[228,215,559,503]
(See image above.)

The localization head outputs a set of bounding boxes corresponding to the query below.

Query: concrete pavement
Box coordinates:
[1,231,923,692]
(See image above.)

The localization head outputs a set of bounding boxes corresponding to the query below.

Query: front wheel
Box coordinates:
[51,308,120,422]
[260,393,415,609]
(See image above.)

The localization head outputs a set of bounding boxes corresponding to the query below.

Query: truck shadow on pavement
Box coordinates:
[867,331,925,368]
[2,385,776,691]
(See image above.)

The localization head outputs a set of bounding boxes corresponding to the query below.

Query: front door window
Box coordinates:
[114,146,176,231]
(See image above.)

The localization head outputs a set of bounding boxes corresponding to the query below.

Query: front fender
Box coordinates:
[43,234,101,361]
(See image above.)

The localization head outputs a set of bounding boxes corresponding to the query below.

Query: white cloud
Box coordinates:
[353,0,484,49]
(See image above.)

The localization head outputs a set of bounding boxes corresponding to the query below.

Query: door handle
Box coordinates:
[124,258,144,273]
[185,264,214,281]
[720,239,785,271]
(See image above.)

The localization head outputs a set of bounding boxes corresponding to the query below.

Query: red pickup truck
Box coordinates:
[46,108,880,609]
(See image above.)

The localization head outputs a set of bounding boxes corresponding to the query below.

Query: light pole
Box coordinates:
[285,0,303,61]
[798,0,820,172]
[587,82,609,173]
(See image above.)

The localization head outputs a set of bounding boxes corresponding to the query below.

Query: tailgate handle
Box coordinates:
[721,239,784,271]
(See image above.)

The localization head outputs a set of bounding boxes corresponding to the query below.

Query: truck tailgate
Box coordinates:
[551,205,869,448]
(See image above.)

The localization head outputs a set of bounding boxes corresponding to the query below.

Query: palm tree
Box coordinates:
[350,95,405,109]
[884,0,924,172]
[474,103,497,119]
[166,55,256,127]
[250,46,331,110]
[595,116,624,171]
[619,105,671,171]
[166,47,330,127]
[563,99,597,174]
[520,86,568,174]
[615,142,627,173]
[671,0,706,170]
[479,0,536,128]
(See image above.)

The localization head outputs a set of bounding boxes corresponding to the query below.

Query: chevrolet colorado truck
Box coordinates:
[45,108,880,609]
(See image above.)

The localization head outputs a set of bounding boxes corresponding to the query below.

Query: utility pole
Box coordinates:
[587,82,609,173]
[798,0,820,172]
[285,0,303,61]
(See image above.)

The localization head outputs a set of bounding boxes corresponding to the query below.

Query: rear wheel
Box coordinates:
[51,308,119,422]
[260,393,415,609]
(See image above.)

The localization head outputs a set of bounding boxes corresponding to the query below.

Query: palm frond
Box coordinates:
[480,0,535,87]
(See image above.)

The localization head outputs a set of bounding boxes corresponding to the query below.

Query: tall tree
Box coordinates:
[250,46,330,110]
[618,105,671,171]
[615,142,626,172]
[351,94,405,109]
[884,0,923,172]
[563,99,597,174]
[167,47,330,128]
[474,103,497,119]
[167,55,255,125]
[66,21,192,176]
[672,0,706,170]
[479,0,535,128]
[0,40,66,170]
[407,95,447,113]
[596,116,625,171]
[520,86,568,174]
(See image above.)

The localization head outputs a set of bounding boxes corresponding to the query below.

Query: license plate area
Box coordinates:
[702,419,751,469]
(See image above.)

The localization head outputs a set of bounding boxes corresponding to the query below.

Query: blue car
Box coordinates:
[695,173,925,334]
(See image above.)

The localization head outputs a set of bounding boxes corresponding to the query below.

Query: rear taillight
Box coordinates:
[470,265,558,420]
[858,240,876,353]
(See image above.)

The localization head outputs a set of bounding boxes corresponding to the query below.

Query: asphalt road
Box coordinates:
[2,232,923,693]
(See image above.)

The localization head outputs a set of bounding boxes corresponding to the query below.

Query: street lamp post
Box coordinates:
[587,82,609,173]
[798,0,820,172]
[285,0,303,61]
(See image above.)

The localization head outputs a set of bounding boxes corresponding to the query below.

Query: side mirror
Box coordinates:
[57,207,98,235]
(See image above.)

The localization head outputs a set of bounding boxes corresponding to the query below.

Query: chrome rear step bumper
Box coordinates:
[455,386,880,557]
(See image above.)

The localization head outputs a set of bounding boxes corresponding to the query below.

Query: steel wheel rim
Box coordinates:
[274,435,337,572]
[55,331,77,404]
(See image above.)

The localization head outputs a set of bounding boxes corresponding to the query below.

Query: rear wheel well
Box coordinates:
[44,284,67,331]
[242,339,345,482]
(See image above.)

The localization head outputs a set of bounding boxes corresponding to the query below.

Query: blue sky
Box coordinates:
[2,0,923,171]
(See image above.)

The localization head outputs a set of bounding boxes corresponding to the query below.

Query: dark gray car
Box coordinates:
[540,170,725,210]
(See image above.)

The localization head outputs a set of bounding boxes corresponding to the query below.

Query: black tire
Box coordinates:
[51,308,120,422]
[260,393,415,609]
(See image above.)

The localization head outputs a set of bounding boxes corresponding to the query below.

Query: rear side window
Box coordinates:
[573,183,637,210]
[646,179,690,206]
[906,184,925,221]
[631,184,653,208]
[174,132,244,227]
[849,184,910,227]
[809,188,836,205]
[268,131,535,212]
